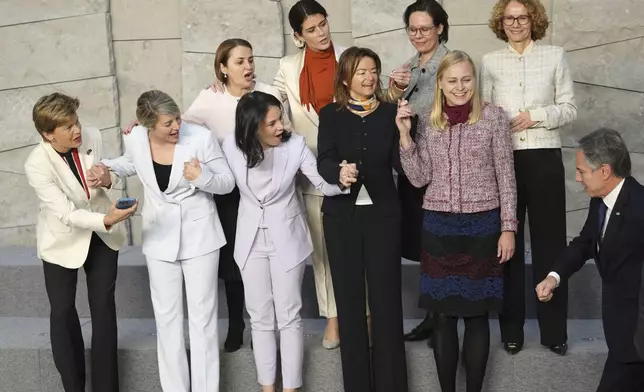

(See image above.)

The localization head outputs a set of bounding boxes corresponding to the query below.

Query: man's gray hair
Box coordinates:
[578,128,631,178]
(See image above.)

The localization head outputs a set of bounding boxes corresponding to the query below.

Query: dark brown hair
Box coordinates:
[334,47,384,108]
[403,0,450,43]
[288,0,328,34]
[214,38,253,83]
[489,0,549,42]
[32,93,80,137]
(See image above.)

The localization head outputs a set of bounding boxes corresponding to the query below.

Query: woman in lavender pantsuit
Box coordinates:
[221,91,348,392]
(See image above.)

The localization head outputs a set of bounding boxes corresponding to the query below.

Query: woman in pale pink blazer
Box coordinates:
[221,91,349,392]
[183,38,289,352]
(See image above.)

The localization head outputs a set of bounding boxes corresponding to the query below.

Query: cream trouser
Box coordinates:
[146,251,220,392]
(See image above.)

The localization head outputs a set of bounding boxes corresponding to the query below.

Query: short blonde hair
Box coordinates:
[135,90,181,130]
[489,0,549,42]
[32,93,80,137]
[430,51,482,131]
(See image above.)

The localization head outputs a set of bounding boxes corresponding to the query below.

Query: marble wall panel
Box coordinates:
[114,40,183,127]
[350,0,421,38]
[110,0,181,40]
[183,0,284,57]
[0,13,114,90]
[560,83,644,153]
[552,0,644,51]
[0,0,107,27]
[0,173,39,230]
[567,38,644,93]
[0,77,119,152]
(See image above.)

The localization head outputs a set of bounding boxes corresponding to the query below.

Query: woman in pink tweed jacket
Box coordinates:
[396,50,517,392]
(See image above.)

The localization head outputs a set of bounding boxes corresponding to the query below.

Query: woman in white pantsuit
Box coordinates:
[221,91,348,392]
[101,90,235,392]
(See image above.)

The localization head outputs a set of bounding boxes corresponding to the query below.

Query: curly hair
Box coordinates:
[488,0,549,42]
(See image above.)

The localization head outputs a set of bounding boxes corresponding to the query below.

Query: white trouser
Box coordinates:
[241,229,305,389]
[146,251,220,392]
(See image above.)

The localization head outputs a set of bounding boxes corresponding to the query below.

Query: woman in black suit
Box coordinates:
[317,46,408,392]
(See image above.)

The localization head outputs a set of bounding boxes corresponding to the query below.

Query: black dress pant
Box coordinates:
[596,353,644,392]
[499,149,568,346]
[43,233,119,392]
[323,207,408,392]
[214,188,245,327]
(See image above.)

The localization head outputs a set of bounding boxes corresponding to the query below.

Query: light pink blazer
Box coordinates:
[221,133,346,272]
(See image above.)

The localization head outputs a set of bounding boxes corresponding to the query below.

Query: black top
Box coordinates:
[317,101,402,217]
[57,149,83,187]
[153,161,172,192]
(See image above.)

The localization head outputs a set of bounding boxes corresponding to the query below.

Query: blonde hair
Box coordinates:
[135,90,181,130]
[430,51,482,131]
[32,93,80,138]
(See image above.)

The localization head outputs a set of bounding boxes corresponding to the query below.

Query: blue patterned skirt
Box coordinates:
[419,209,503,317]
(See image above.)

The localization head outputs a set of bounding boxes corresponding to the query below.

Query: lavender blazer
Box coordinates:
[221,133,347,272]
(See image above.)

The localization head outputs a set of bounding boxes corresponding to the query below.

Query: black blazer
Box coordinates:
[554,176,644,363]
[317,102,401,218]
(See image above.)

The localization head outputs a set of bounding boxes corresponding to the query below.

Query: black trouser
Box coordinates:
[432,313,490,392]
[596,353,644,392]
[215,190,245,327]
[43,233,119,392]
[323,207,408,392]
[499,149,568,346]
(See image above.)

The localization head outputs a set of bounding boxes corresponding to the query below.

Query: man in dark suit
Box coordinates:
[536,128,644,392]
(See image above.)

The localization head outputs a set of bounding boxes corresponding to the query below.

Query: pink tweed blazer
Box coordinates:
[400,103,518,232]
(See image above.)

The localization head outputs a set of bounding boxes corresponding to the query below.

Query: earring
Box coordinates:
[223,72,227,79]
[292,34,305,49]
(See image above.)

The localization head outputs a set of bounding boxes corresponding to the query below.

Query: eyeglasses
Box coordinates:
[502,15,531,26]
[406,25,436,37]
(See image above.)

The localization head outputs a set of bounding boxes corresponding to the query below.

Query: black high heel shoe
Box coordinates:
[503,342,523,355]
[404,312,433,341]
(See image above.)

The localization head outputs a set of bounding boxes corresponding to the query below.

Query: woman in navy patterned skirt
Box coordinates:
[397,50,518,392]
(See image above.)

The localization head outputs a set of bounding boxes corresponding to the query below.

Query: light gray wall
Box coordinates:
[1,0,642,245]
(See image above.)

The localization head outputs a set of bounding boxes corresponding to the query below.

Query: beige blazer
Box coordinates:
[273,45,345,195]
[24,127,127,269]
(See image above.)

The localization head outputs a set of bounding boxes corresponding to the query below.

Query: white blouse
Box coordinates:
[481,42,578,151]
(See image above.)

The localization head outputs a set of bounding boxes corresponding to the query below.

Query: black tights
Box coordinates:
[431,313,490,392]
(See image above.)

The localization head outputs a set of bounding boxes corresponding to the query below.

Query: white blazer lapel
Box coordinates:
[286,50,320,127]
[78,149,100,200]
[267,143,288,201]
[138,134,165,197]
[165,135,192,194]
[43,142,87,200]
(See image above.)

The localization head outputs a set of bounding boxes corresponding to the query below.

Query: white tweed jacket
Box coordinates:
[481,42,577,150]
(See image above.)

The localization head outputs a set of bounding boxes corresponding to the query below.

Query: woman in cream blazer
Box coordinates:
[24,93,133,392]
[273,0,348,349]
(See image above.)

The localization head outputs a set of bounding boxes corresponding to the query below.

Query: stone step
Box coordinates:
[0,247,601,319]
[0,317,606,392]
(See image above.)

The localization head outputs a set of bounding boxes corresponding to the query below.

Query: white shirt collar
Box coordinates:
[602,178,626,210]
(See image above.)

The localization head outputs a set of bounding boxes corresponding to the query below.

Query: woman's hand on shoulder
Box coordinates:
[207,79,225,93]
[121,119,138,135]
